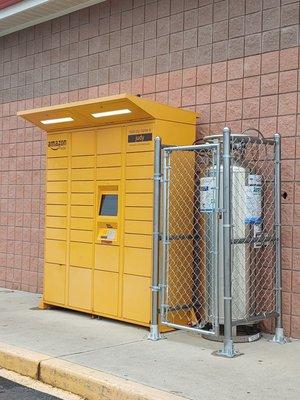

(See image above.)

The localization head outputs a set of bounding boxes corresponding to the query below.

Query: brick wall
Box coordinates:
[0,0,299,336]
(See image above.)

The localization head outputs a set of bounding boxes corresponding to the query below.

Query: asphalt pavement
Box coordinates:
[0,376,60,399]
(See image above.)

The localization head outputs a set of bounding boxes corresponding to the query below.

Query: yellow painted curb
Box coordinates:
[40,358,186,400]
[0,342,49,379]
[0,342,186,400]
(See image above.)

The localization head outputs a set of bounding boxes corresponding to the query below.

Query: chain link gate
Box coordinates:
[149,127,285,356]
[160,142,221,337]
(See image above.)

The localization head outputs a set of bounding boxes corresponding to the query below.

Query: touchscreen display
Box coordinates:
[99,194,118,216]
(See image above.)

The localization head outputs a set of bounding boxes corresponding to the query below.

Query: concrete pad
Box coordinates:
[0,289,299,400]
[0,289,146,356]
[62,331,300,400]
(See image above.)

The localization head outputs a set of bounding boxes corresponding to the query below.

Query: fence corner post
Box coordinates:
[148,136,162,341]
[272,133,287,345]
[216,127,239,358]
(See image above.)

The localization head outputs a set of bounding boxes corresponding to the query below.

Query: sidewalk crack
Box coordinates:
[54,338,147,359]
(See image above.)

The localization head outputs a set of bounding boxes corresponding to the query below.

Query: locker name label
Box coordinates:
[48,140,67,151]
[128,133,152,143]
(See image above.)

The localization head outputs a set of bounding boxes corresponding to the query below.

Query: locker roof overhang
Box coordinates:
[18,94,198,133]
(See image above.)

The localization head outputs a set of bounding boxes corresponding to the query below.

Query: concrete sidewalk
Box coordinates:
[0,288,298,400]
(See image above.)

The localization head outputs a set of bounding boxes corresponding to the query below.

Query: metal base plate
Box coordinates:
[212,349,244,358]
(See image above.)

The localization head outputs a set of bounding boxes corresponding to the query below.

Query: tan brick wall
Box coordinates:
[0,0,299,336]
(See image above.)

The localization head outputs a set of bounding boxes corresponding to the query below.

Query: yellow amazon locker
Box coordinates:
[18,94,196,328]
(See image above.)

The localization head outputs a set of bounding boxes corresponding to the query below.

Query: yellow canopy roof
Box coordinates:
[18,94,197,132]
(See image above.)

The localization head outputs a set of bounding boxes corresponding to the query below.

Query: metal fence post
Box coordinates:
[160,148,170,325]
[217,127,238,357]
[148,136,162,341]
[213,144,220,337]
[273,133,286,344]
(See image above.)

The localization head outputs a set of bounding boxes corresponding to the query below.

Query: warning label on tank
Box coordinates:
[245,185,262,224]
[200,177,216,211]
[248,174,262,186]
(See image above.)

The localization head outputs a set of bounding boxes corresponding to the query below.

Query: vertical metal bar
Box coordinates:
[161,150,171,323]
[148,136,162,341]
[273,133,286,344]
[213,144,220,336]
[217,127,237,357]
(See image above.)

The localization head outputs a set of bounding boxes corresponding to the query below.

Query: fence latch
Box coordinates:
[151,284,165,292]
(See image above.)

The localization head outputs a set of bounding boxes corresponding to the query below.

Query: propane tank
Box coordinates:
[201,134,263,324]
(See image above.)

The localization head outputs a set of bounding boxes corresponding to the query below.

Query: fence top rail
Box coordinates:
[204,134,276,146]
[163,143,220,152]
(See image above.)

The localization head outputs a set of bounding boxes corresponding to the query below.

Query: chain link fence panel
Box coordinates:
[229,136,276,324]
